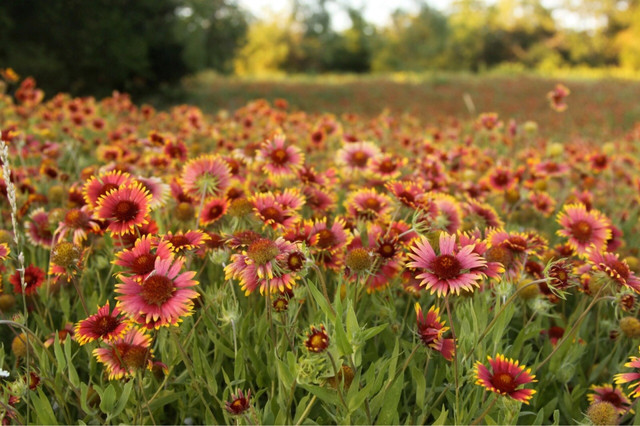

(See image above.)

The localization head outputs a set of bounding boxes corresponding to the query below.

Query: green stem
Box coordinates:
[471,396,497,426]
[535,280,611,373]
[294,395,317,426]
[463,278,549,363]
[444,296,459,425]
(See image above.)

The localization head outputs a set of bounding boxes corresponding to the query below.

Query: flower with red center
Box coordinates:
[225,389,252,416]
[477,112,502,131]
[257,133,305,179]
[464,199,504,229]
[528,191,556,217]
[44,323,76,348]
[199,197,228,226]
[337,141,381,173]
[96,183,151,236]
[406,233,486,297]
[368,153,406,181]
[533,160,569,178]
[304,324,330,353]
[415,303,455,361]
[83,170,133,209]
[547,84,570,112]
[93,327,153,380]
[26,208,54,248]
[56,206,101,245]
[458,231,504,279]
[345,188,392,221]
[614,347,640,398]
[250,191,300,230]
[557,203,611,257]
[0,243,9,261]
[114,236,174,279]
[588,384,633,414]
[486,166,516,192]
[587,249,640,294]
[180,154,231,199]
[486,229,546,279]
[474,354,537,404]
[431,194,463,234]
[162,230,210,256]
[386,180,426,209]
[116,220,159,250]
[9,264,45,295]
[135,176,169,209]
[225,237,301,295]
[116,257,199,328]
[75,301,130,345]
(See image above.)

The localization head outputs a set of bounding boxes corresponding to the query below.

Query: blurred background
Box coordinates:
[2,0,639,98]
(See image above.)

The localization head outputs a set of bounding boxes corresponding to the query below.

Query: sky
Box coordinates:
[237,0,594,31]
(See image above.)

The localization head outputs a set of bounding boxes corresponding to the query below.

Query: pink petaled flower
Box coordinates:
[250,191,301,230]
[225,389,252,416]
[432,194,463,234]
[10,264,45,295]
[346,223,402,292]
[75,301,130,345]
[547,84,570,112]
[614,347,640,398]
[114,235,174,279]
[83,170,133,209]
[464,199,504,229]
[556,203,611,257]
[345,188,392,221]
[0,242,9,260]
[458,231,504,279]
[93,327,153,380]
[199,197,228,226]
[116,257,199,329]
[486,166,516,192]
[534,160,569,178]
[44,323,76,348]
[26,208,54,248]
[56,206,101,245]
[163,230,210,256]
[180,154,231,199]
[337,141,381,173]
[224,237,301,295]
[257,133,305,179]
[135,176,170,209]
[528,191,556,217]
[588,384,633,414]
[588,249,640,294]
[406,233,486,297]
[95,183,151,236]
[367,153,406,181]
[415,303,455,361]
[386,180,427,209]
[475,354,536,404]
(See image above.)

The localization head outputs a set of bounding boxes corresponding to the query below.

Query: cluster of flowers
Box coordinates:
[1,70,640,422]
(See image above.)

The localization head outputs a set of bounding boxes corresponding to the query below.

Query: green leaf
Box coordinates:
[334,306,353,357]
[112,380,134,418]
[432,406,449,426]
[53,336,66,371]
[100,383,117,414]
[376,376,403,425]
[306,279,336,321]
[32,388,59,425]
[361,324,387,341]
[300,384,340,406]
[64,338,80,387]
[277,355,295,390]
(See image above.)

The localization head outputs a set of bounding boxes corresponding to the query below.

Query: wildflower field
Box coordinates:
[2,74,640,426]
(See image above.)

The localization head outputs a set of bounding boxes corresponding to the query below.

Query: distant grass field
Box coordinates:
[153,72,640,139]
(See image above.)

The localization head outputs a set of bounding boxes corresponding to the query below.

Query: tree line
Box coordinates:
[1,0,639,97]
